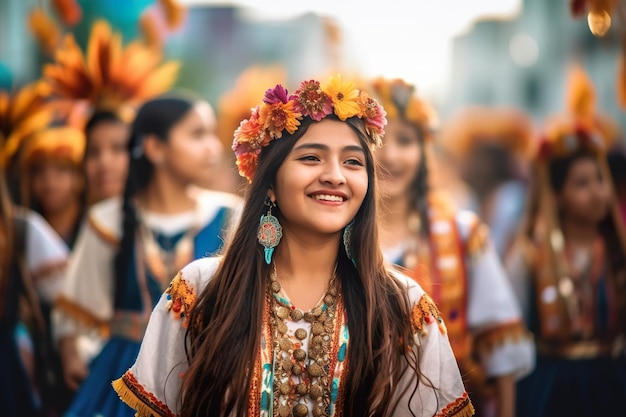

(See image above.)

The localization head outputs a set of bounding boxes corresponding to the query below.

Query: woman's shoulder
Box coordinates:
[163,257,222,327]
[388,267,426,304]
[175,256,223,292]
[85,196,123,245]
[195,189,243,227]
[388,267,448,336]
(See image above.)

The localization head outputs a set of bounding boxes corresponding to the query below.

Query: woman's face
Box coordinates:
[162,102,223,188]
[376,118,421,200]
[84,121,129,203]
[557,157,611,224]
[30,161,82,213]
[269,119,369,238]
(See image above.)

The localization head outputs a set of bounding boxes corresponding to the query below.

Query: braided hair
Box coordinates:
[113,96,196,307]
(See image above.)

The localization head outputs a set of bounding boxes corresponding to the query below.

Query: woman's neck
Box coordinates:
[137,172,196,214]
[273,232,340,311]
[379,194,412,249]
[44,199,81,242]
[560,215,599,246]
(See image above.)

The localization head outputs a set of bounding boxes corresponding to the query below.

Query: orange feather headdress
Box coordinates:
[0,81,55,168]
[43,19,180,126]
[538,64,619,160]
[368,77,438,138]
[525,64,626,339]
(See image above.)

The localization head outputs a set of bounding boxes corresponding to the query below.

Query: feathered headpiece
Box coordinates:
[0,81,55,168]
[20,126,85,168]
[43,19,180,124]
[524,62,626,342]
[537,63,619,160]
[368,77,438,138]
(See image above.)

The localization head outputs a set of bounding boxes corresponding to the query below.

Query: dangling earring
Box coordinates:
[343,221,356,267]
[258,196,283,264]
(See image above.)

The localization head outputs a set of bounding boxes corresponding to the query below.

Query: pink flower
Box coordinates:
[291,80,333,121]
[357,92,387,146]
[262,84,289,104]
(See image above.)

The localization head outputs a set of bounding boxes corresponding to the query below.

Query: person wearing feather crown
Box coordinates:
[47,20,242,417]
[0,81,71,417]
[368,77,534,417]
[506,64,626,416]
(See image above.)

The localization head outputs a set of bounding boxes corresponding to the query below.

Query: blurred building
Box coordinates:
[0,0,337,107]
[444,0,625,133]
[163,6,337,105]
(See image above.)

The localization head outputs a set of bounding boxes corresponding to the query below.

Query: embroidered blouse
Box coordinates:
[113,257,475,417]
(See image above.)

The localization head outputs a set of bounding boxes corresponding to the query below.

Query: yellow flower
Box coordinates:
[322,75,360,121]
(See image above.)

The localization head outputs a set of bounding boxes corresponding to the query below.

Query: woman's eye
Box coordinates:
[298,155,320,162]
[345,158,364,166]
[397,135,415,147]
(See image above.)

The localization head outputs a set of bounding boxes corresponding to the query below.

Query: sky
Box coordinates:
[181,0,522,101]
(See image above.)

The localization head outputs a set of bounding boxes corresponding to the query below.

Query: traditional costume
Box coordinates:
[438,106,535,258]
[1,81,71,416]
[19,126,86,248]
[55,190,240,417]
[46,18,241,417]
[506,64,626,416]
[113,76,474,416]
[113,257,473,417]
[370,78,534,416]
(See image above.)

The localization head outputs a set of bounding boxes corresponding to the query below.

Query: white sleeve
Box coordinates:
[113,257,219,417]
[391,276,475,417]
[463,220,534,380]
[52,221,115,341]
[24,210,69,304]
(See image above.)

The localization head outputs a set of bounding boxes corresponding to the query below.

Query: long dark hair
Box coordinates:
[0,170,14,313]
[181,115,421,416]
[548,149,626,282]
[113,96,196,307]
[370,81,431,237]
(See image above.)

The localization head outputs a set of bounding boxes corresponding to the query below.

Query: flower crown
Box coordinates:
[231,75,387,182]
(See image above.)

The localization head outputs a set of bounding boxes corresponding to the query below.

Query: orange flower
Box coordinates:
[259,101,301,139]
[236,150,260,183]
[28,8,62,56]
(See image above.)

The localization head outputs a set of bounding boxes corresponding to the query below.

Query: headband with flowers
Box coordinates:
[231,75,387,183]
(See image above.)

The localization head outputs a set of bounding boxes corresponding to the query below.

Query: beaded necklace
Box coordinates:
[269,264,340,417]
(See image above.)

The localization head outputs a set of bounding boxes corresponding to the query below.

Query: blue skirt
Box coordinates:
[64,337,140,417]
[516,354,626,417]
[0,327,41,417]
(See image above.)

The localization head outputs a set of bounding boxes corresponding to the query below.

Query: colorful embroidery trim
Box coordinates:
[165,271,196,328]
[435,392,475,417]
[411,294,447,336]
[473,320,532,357]
[112,370,175,417]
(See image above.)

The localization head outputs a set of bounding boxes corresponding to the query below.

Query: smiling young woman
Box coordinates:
[113,76,474,417]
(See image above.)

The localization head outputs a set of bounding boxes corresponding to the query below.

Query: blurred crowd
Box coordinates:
[2,1,626,417]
